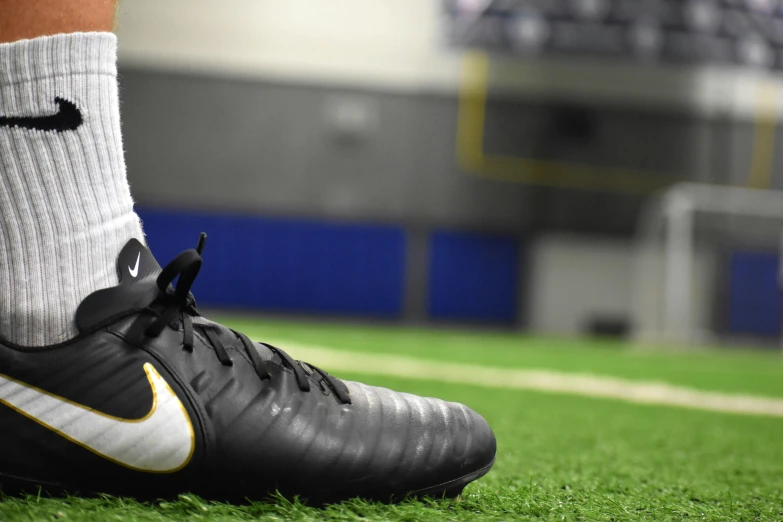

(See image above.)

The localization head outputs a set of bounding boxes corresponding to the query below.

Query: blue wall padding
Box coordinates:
[728,251,781,337]
[427,230,519,323]
[137,208,406,317]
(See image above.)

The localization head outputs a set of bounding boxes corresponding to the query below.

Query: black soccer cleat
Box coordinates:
[0,235,496,503]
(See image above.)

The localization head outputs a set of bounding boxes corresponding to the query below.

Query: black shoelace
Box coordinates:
[142,233,351,405]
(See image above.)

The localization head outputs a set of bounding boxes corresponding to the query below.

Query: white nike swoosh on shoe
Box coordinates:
[128,252,141,277]
[0,363,195,473]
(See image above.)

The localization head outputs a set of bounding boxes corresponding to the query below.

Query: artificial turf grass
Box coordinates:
[221,316,783,398]
[2,372,782,521]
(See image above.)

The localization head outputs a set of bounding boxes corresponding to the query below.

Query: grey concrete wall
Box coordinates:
[119,68,762,237]
[120,70,530,231]
[528,235,635,336]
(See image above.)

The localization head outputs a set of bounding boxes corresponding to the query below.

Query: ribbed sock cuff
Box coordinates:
[0,32,117,87]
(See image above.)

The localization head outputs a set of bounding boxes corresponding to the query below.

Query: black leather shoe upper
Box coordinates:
[0,238,495,503]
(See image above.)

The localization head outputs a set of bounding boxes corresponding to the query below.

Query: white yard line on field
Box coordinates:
[276,342,783,417]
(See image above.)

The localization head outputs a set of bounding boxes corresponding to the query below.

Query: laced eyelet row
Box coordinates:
[141,233,351,405]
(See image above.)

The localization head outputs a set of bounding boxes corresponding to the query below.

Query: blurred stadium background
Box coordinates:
[7,1,783,519]
[113,0,783,348]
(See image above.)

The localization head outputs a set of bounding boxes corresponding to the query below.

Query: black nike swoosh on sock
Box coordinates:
[0,97,82,132]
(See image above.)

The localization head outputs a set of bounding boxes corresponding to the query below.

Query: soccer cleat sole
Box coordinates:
[0,455,496,504]
[408,453,496,500]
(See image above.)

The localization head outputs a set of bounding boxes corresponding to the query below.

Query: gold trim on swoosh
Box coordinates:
[0,363,195,473]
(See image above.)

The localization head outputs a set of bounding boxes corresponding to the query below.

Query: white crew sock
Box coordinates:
[0,32,144,347]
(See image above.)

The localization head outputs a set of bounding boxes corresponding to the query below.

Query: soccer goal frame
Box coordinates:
[633,182,783,345]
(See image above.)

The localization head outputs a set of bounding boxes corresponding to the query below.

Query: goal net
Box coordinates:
[633,182,783,346]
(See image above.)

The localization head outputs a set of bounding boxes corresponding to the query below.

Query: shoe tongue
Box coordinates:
[75,238,164,332]
[115,238,162,283]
